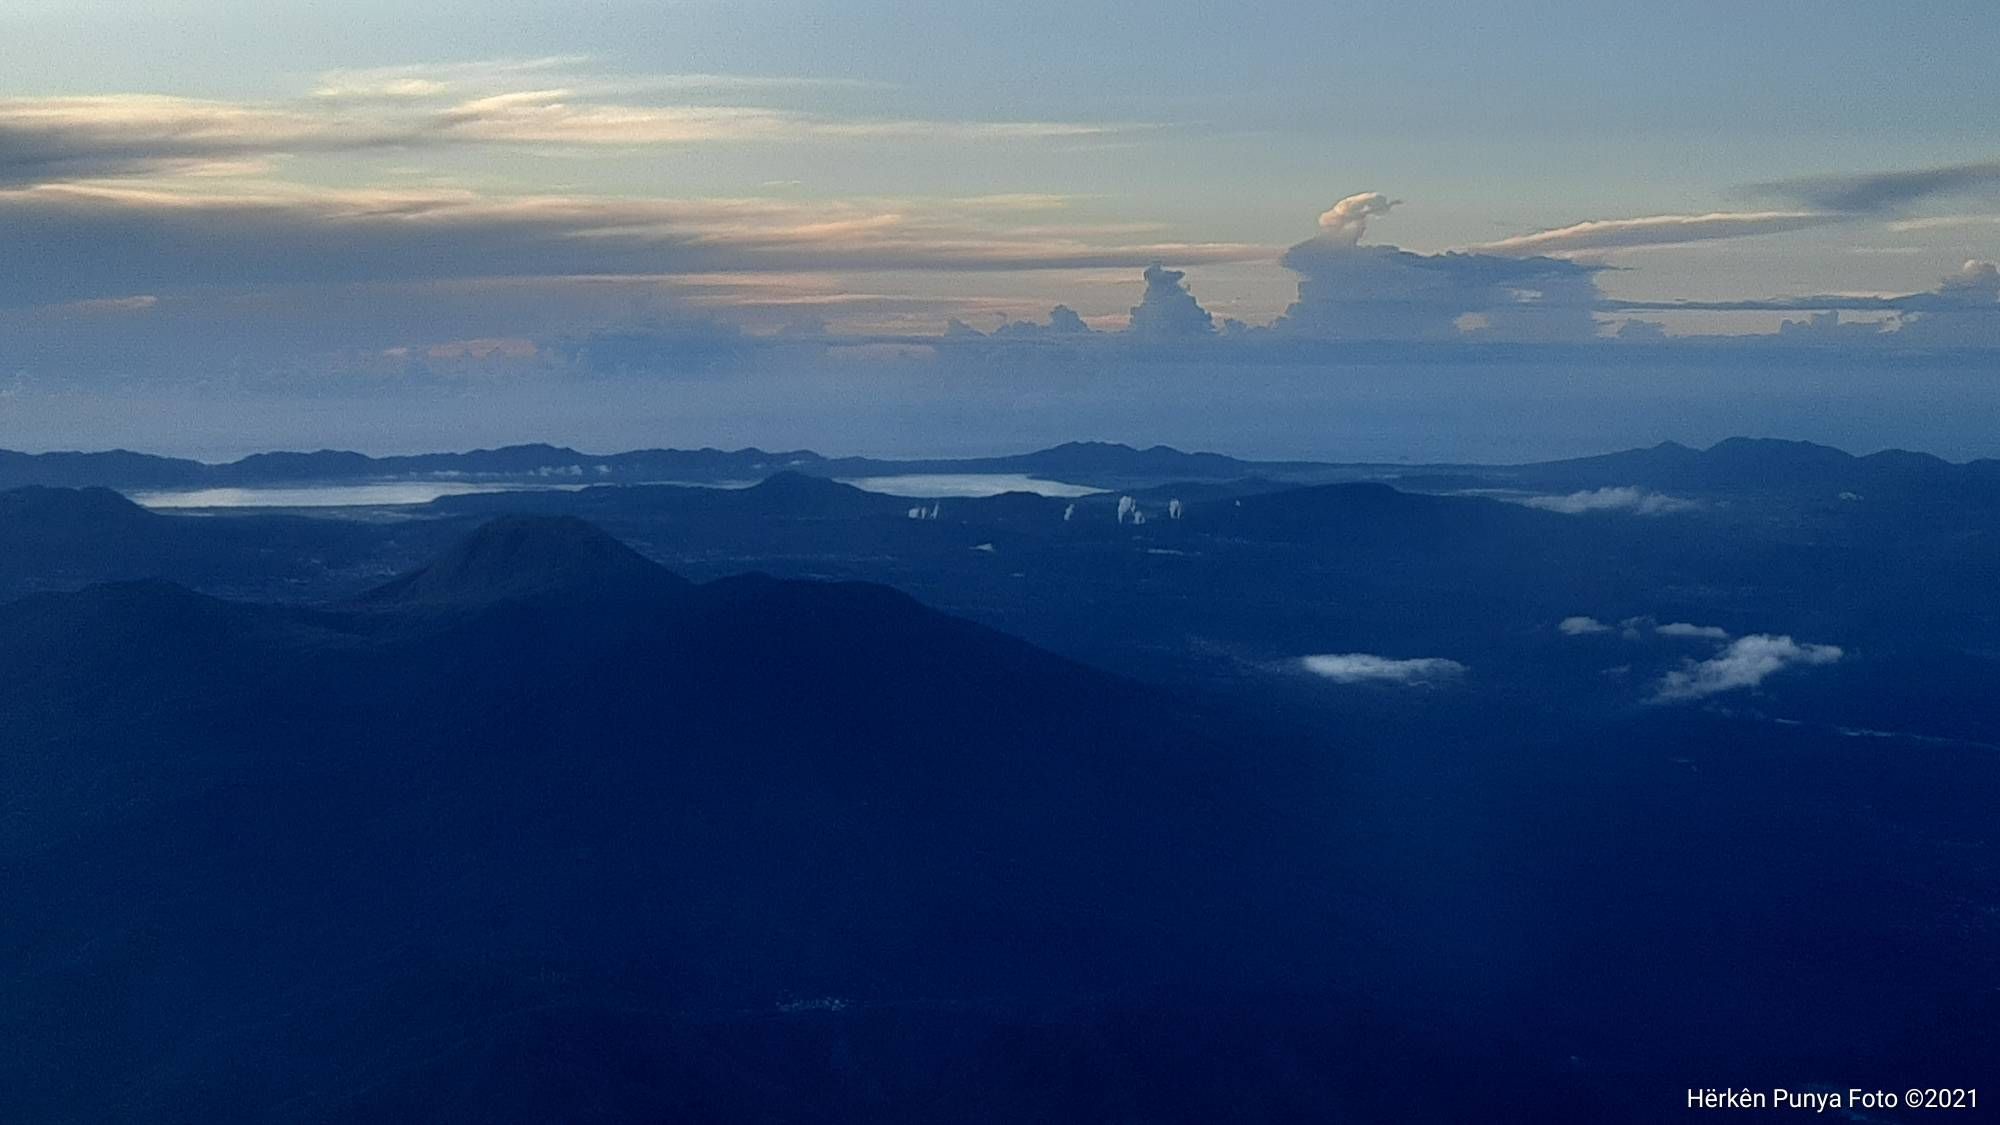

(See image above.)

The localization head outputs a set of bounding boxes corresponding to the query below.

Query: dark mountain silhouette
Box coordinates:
[1220,480,1559,540]
[0,447,207,489]
[359,515,680,605]
[427,471,911,525]
[0,517,1342,1122]
[0,485,449,600]
[1511,436,2000,500]
[0,484,158,537]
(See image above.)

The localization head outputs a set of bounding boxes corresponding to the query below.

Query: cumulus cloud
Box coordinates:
[991,303,1094,339]
[1518,487,1698,515]
[1127,265,1216,338]
[1559,616,1611,636]
[1653,635,1843,701]
[1471,211,1830,256]
[1273,196,1605,342]
[1301,653,1468,685]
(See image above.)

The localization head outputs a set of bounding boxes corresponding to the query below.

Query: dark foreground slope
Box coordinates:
[5,507,1996,1122]
[0,518,1373,1124]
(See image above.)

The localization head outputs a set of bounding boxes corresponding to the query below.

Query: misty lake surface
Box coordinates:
[129,482,596,509]
[130,474,1102,509]
[838,474,1104,498]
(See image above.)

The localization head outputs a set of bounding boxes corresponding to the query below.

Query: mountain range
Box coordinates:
[8,436,1998,497]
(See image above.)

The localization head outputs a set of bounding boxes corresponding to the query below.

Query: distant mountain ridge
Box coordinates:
[6,436,1997,495]
[1505,436,2000,497]
[0,440,1292,491]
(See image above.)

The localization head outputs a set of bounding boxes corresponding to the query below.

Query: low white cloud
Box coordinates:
[1301,653,1467,685]
[1653,634,1843,701]
[1519,486,1697,515]
[1656,621,1730,640]
[1559,615,1611,636]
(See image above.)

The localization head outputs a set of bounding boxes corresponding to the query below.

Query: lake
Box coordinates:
[837,474,1104,498]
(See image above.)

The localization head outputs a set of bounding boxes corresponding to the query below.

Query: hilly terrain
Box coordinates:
[3,446,1998,1121]
[0,518,1359,1122]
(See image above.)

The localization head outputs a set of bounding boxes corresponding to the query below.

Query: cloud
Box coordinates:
[308,59,880,102]
[1470,211,1831,256]
[1127,265,1216,338]
[1518,487,1697,515]
[1653,634,1843,701]
[1755,160,2000,214]
[0,64,1144,190]
[0,184,1271,311]
[0,95,406,186]
[1655,622,1730,640]
[1300,653,1467,685]
[1937,258,2000,300]
[1316,192,1398,246]
[1607,259,2000,346]
[1273,198,1606,342]
[991,303,1095,339]
[548,318,757,376]
[1558,616,1612,636]
[430,90,1123,148]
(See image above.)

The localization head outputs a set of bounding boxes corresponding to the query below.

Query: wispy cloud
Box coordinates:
[309,58,884,101]
[0,94,409,185]
[1653,634,1842,701]
[1753,160,2000,214]
[1558,615,1612,636]
[1471,211,1831,256]
[0,60,1146,189]
[0,183,1269,309]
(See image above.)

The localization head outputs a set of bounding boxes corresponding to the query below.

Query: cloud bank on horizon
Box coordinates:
[6,112,1998,385]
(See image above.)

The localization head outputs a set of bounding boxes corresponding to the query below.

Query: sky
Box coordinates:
[3,1,1999,460]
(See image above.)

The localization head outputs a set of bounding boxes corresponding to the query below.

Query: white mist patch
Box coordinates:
[130,481,594,509]
[1653,634,1843,701]
[1518,487,1697,515]
[1559,615,1611,636]
[1301,653,1467,685]
[843,474,1102,498]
